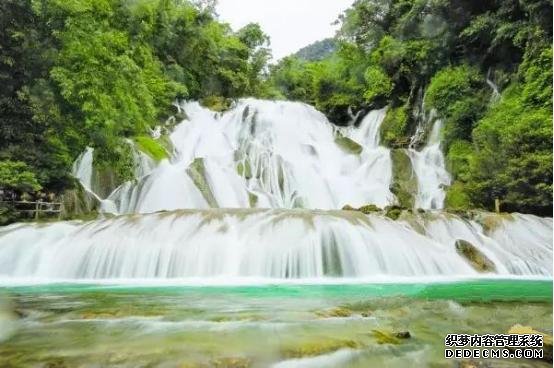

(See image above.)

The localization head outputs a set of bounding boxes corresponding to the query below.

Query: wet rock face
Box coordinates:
[455,239,496,272]
[390,149,418,208]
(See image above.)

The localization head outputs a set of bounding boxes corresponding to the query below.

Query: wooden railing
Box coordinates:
[0,200,63,219]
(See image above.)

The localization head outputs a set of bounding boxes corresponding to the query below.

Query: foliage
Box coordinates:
[0,160,42,192]
[135,136,169,162]
[268,0,552,214]
[425,65,488,149]
[380,105,408,147]
[0,0,272,208]
[363,66,392,105]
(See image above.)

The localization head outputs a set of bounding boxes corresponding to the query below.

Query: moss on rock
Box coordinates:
[455,239,496,272]
[186,158,218,207]
[281,339,360,358]
[385,205,404,220]
[358,204,381,214]
[134,135,169,162]
[236,161,253,179]
[200,96,233,112]
[60,181,99,219]
[315,307,352,318]
[335,135,363,154]
[390,149,417,208]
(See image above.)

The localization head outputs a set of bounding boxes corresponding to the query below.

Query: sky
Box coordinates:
[216,0,355,61]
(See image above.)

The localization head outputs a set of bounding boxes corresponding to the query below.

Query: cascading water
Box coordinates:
[71,142,156,214]
[1,99,552,283]
[0,209,550,280]
[104,99,395,214]
[408,119,451,209]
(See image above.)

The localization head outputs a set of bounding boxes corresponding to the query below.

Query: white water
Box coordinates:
[85,100,395,214]
[3,99,551,284]
[0,209,550,281]
[408,120,451,209]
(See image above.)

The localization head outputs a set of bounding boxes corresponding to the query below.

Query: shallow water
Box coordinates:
[0,280,551,367]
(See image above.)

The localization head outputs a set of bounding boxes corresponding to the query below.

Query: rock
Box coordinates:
[508,324,553,363]
[358,204,381,214]
[186,158,219,207]
[211,357,251,368]
[236,161,252,179]
[315,307,352,318]
[455,239,496,272]
[390,149,417,208]
[341,204,381,214]
[335,135,363,154]
[394,331,411,339]
[281,339,360,358]
[60,180,99,220]
[342,204,356,211]
[385,205,405,220]
[371,329,401,345]
[361,311,372,318]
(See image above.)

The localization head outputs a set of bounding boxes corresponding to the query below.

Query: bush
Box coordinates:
[425,65,488,148]
[445,181,472,211]
[0,161,42,193]
[363,66,393,105]
[380,105,409,147]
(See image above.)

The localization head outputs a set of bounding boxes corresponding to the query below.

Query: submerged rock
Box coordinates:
[455,239,496,272]
[211,357,251,368]
[315,307,352,318]
[394,331,411,339]
[371,329,402,345]
[281,339,360,358]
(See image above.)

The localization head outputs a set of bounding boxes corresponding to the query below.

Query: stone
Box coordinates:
[455,239,496,272]
[394,331,411,339]
[211,357,251,368]
[315,307,352,318]
[335,135,363,155]
[281,339,360,358]
[508,324,553,363]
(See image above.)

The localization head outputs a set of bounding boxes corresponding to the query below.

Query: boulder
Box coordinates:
[455,239,496,272]
[508,324,553,363]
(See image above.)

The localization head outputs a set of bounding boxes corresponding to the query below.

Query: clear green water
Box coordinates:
[0,280,551,367]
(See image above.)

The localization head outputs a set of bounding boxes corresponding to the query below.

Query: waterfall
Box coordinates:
[486,68,501,103]
[3,99,550,284]
[0,210,550,281]
[72,147,94,190]
[408,119,451,209]
[107,99,395,214]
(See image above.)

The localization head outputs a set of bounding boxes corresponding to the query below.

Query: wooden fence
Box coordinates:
[0,201,63,219]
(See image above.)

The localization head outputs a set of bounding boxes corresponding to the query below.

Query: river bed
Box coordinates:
[0,280,551,367]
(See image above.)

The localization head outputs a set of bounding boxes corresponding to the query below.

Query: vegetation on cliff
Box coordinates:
[268,0,552,215]
[0,0,551,216]
[0,0,271,201]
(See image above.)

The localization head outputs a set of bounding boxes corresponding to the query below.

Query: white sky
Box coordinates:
[216,0,355,61]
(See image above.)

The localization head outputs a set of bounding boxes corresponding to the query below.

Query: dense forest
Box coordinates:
[269,0,553,215]
[0,0,552,221]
